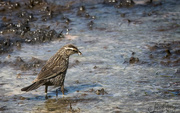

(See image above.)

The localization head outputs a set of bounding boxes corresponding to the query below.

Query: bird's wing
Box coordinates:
[35,55,68,81]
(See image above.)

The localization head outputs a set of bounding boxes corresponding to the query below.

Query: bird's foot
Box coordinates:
[63,88,68,94]
[56,89,58,97]
[45,94,48,99]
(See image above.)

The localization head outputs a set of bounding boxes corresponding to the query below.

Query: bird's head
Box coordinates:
[63,44,82,56]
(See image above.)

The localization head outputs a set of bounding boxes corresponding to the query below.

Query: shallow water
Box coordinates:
[0,0,180,113]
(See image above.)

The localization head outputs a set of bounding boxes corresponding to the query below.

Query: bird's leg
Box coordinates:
[45,85,48,99]
[45,85,48,94]
[45,95,48,100]
[61,84,64,95]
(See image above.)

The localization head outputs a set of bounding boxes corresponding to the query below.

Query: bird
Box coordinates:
[21,44,82,95]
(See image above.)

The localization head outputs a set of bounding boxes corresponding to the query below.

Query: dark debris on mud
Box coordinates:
[0,106,7,112]
[0,56,46,71]
[83,88,108,96]
[13,56,46,71]
[103,0,135,8]
[0,0,67,55]
[124,41,180,67]
[0,0,166,56]
[147,41,180,67]
[0,0,147,55]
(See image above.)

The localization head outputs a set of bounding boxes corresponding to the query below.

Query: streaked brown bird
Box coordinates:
[21,44,82,95]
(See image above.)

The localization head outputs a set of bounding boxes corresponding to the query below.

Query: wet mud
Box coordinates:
[35,97,99,112]
[0,0,180,112]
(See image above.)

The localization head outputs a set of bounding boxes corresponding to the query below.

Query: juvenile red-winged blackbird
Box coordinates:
[21,44,82,95]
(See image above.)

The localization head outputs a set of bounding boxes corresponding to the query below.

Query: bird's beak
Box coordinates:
[78,50,82,55]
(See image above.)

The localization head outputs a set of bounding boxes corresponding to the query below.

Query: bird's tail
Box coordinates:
[21,80,46,92]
